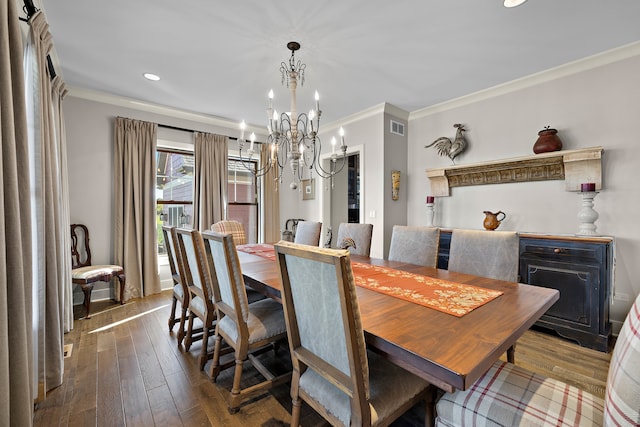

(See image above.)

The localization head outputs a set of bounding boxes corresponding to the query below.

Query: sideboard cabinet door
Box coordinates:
[519,237,612,352]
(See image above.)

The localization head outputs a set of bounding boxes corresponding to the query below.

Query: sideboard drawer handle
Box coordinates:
[554,248,564,254]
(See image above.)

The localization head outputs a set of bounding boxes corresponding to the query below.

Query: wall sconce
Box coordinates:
[180,212,190,226]
[159,212,168,222]
[392,170,401,201]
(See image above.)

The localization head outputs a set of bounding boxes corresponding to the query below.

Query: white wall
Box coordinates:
[407,48,640,329]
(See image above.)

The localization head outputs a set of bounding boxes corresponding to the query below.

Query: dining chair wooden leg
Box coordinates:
[81,284,94,318]
[199,324,210,371]
[425,385,437,427]
[177,304,188,346]
[168,295,178,333]
[117,273,126,304]
[229,356,246,412]
[507,344,516,363]
[209,333,223,379]
[290,396,302,427]
[184,311,195,351]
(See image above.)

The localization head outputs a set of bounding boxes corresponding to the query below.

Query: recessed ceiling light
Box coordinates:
[504,0,527,7]
[143,73,160,81]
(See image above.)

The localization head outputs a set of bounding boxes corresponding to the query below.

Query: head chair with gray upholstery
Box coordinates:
[435,292,640,426]
[211,220,247,245]
[293,221,322,246]
[163,225,190,345]
[448,229,519,282]
[274,241,433,426]
[388,225,440,267]
[336,223,374,257]
[202,230,290,413]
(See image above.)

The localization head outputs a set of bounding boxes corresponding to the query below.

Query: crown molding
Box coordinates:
[409,41,640,121]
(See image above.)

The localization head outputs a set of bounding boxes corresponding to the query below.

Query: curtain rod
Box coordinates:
[157,123,237,141]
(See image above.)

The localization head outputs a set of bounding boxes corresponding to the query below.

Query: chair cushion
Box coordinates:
[604,293,640,425]
[435,360,604,427]
[218,298,286,344]
[71,265,123,281]
[299,350,429,426]
[173,283,184,300]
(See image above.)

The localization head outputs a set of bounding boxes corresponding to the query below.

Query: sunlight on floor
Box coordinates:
[89,304,169,334]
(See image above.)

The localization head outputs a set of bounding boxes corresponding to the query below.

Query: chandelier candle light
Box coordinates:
[237,41,347,189]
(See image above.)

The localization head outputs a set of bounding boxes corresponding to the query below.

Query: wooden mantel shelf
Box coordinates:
[426,146,603,197]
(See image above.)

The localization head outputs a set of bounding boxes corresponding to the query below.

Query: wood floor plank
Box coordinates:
[116,332,155,426]
[147,383,183,427]
[97,346,125,426]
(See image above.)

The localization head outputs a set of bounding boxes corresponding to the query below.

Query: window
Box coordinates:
[156,148,193,254]
[228,158,258,243]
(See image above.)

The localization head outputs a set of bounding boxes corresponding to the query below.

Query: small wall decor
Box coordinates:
[424,123,467,164]
[391,170,401,200]
[302,178,315,200]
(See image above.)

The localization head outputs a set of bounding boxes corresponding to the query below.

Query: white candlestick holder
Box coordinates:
[577,191,599,236]
[426,202,435,227]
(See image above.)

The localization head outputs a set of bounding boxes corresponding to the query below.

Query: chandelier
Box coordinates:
[237,41,347,190]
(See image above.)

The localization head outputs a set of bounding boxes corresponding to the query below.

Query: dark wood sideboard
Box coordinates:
[437,230,613,352]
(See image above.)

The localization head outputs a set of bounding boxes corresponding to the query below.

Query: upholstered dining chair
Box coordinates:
[71,223,126,318]
[448,229,519,282]
[176,228,218,370]
[202,230,291,413]
[211,220,247,245]
[388,225,440,267]
[293,221,322,246]
[163,226,190,346]
[435,292,640,426]
[274,241,434,427]
[336,223,374,257]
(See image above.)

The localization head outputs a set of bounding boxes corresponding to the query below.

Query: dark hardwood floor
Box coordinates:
[33,290,611,426]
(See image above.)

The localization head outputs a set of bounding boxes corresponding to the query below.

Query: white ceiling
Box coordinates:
[39,0,640,127]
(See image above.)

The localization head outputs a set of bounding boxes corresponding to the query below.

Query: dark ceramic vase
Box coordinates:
[533,127,563,154]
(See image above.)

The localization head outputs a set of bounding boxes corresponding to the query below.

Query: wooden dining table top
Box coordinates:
[237,246,559,393]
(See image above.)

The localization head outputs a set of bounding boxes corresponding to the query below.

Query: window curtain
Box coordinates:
[1,0,35,424]
[24,10,72,400]
[192,132,227,230]
[260,144,280,243]
[114,117,161,298]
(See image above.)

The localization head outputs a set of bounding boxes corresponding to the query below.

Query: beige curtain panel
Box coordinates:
[193,132,227,230]
[1,0,35,424]
[28,10,72,399]
[260,144,280,243]
[114,117,161,298]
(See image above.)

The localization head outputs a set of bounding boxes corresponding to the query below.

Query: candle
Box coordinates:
[581,182,596,192]
[315,91,320,112]
[268,89,274,108]
[249,133,255,152]
[426,196,435,204]
[239,120,246,140]
[339,127,345,147]
[331,137,336,154]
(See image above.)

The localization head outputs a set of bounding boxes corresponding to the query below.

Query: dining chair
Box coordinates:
[71,223,126,318]
[336,223,374,257]
[163,226,190,345]
[202,230,291,413]
[293,221,322,246]
[435,292,640,426]
[448,229,519,282]
[388,225,440,267]
[274,241,435,427]
[211,219,247,245]
[176,228,218,370]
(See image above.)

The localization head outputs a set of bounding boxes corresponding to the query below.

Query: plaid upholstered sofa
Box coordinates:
[435,293,640,426]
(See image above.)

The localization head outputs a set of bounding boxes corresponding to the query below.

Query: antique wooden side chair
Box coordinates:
[202,230,290,413]
[70,223,126,318]
[293,221,322,246]
[274,241,434,427]
[388,225,440,267]
[176,228,218,370]
[335,223,374,257]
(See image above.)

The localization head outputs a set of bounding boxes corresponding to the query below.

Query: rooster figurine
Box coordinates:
[424,123,467,164]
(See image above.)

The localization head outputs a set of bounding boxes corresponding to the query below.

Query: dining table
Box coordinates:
[236,243,559,393]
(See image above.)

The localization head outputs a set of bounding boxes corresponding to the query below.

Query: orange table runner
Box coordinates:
[237,244,502,317]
